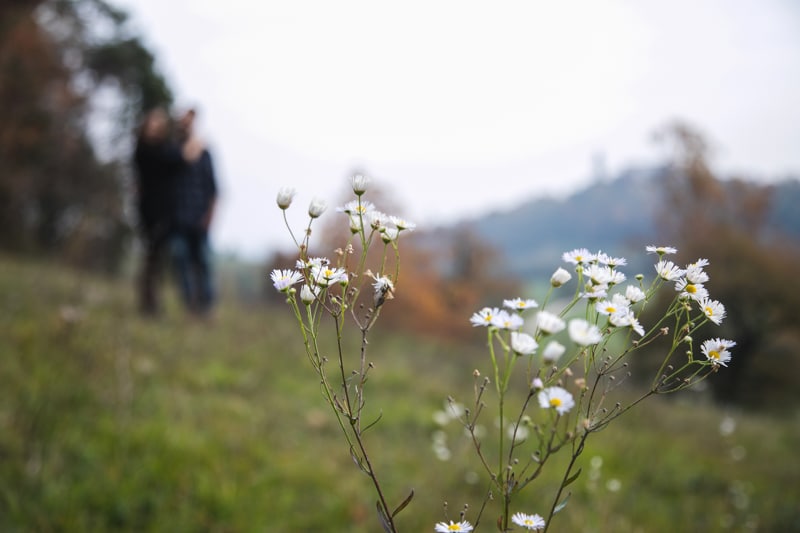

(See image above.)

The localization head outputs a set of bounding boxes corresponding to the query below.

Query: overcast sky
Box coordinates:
[114,0,800,258]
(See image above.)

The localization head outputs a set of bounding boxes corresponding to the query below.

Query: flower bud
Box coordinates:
[308,197,327,218]
[550,267,572,287]
[300,284,316,305]
[542,340,566,364]
[276,187,296,210]
[351,173,370,196]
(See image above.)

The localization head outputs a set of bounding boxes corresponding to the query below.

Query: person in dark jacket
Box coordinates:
[170,108,218,317]
[133,107,203,316]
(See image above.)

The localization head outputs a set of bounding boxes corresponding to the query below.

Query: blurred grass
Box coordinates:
[0,254,798,532]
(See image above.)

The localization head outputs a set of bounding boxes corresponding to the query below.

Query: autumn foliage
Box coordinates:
[0,0,172,272]
[651,123,800,408]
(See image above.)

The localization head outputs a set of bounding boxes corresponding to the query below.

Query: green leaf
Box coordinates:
[391,489,414,518]
[563,468,582,488]
[554,493,571,515]
[376,501,393,532]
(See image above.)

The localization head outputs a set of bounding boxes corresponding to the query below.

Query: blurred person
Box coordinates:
[133,107,204,316]
[170,107,218,317]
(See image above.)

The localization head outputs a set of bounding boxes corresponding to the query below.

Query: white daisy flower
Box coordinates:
[625,285,646,303]
[511,512,546,531]
[562,248,595,265]
[296,256,328,270]
[511,332,538,355]
[270,269,303,292]
[655,259,684,281]
[646,245,678,255]
[308,197,327,218]
[336,199,375,216]
[685,259,710,284]
[389,215,416,231]
[700,297,726,325]
[701,337,736,367]
[368,209,387,229]
[538,386,575,415]
[595,293,631,316]
[434,520,474,532]
[310,265,347,287]
[276,187,296,210]
[568,318,603,346]
[541,340,566,364]
[580,283,608,300]
[597,253,627,268]
[470,307,499,327]
[675,278,709,301]
[584,264,613,286]
[609,309,645,336]
[608,269,626,285]
[503,298,539,312]
[550,267,572,287]
[491,310,524,330]
[536,311,566,335]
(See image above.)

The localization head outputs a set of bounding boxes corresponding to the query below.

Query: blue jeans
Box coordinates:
[171,228,214,314]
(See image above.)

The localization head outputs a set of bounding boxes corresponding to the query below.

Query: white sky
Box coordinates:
[114,0,800,259]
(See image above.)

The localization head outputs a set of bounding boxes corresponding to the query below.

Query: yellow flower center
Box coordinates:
[550,398,562,408]
[709,350,720,360]
[704,306,714,316]
[448,526,460,532]
[686,284,697,294]
[605,306,616,313]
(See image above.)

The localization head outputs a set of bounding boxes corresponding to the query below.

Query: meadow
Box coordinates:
[1,255,798,532]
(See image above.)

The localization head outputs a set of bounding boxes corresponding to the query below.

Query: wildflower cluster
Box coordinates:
[272,176,733,532]
[270,181,416,317]
[271,175,416,532]
[447,245,733,530]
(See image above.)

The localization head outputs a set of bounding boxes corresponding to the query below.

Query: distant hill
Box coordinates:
[433,166,800,282]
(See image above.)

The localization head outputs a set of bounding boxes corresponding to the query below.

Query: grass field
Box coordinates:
[1,255,798,532]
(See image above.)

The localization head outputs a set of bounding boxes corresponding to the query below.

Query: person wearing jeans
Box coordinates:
[171,108,218,317]
[133,107,203,317]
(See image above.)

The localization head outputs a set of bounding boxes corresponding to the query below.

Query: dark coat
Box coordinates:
[173,150,217,231]
[133,140,186,230]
